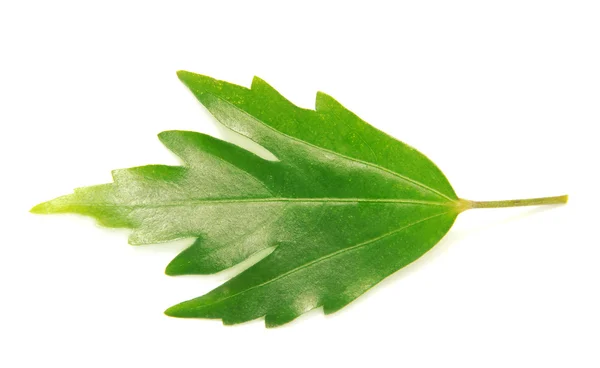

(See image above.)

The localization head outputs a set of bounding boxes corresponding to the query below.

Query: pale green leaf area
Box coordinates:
[32,72,567,327]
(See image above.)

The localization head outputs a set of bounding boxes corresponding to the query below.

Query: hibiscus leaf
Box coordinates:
[31,72,567,327]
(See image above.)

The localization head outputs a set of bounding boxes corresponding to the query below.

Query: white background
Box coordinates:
[1,1,598,367]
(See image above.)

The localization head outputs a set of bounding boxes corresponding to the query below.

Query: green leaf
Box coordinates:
[31,71,567,327]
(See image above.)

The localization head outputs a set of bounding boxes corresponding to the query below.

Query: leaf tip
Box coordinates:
[164,302,191,318]
[164,305,181,318]
[164,260,185,276]
[250,75,267,89]
[176,70,192,80]
[30,201,50,214]
[315,91,338,111]
[165,250,214,276]
[30,199,61,214]
[156,130,174,144]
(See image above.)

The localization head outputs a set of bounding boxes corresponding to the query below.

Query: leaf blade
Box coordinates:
[33,73,461,326]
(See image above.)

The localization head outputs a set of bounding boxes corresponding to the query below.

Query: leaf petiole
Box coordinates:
[459,195,568,211]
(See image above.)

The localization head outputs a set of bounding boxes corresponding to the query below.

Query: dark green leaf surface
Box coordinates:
[32,72,462,327]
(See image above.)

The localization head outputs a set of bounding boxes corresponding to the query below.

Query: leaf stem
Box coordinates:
[460,195,568,210]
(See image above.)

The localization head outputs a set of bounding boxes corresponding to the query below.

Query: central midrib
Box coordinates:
[73,197,456,208]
